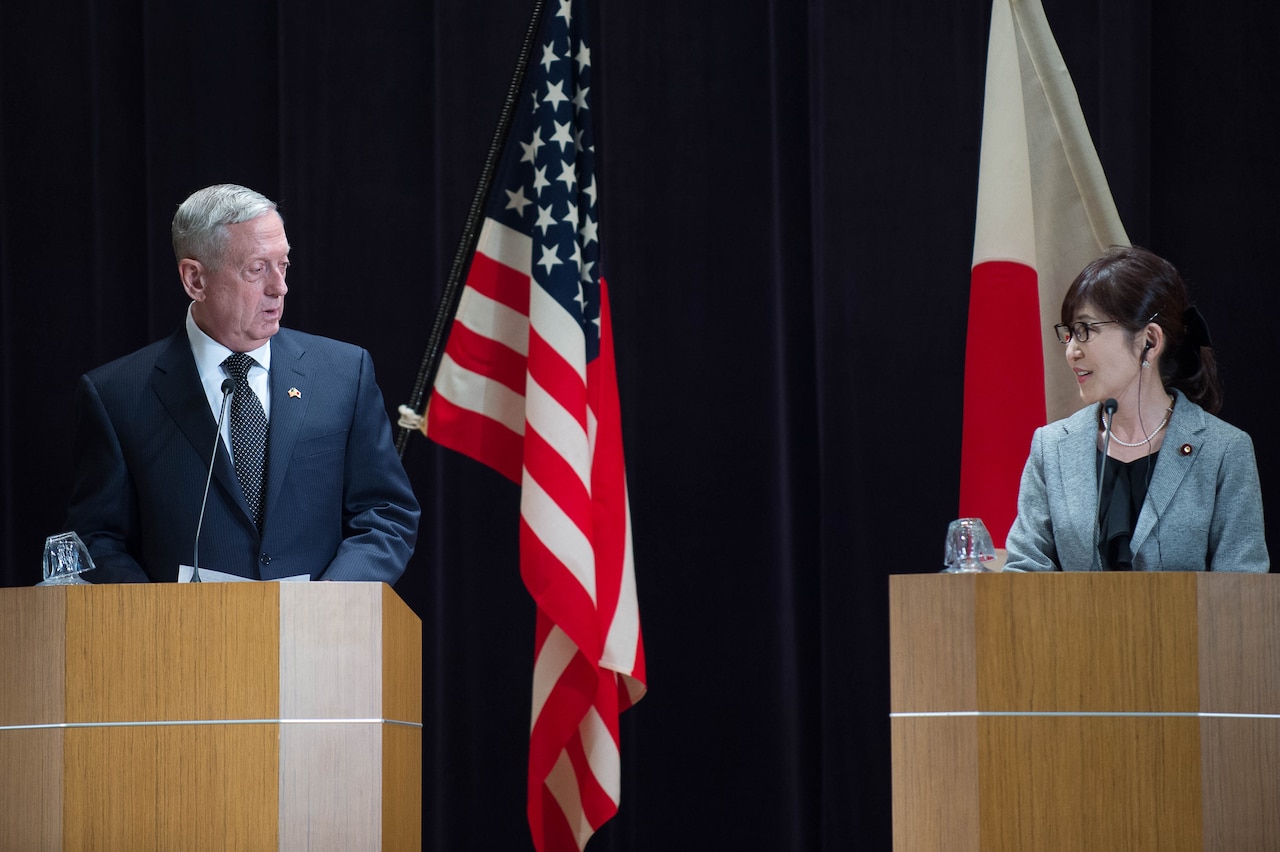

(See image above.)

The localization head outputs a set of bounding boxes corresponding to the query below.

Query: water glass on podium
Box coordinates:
[38,531,97,585]
[943,518,999,573]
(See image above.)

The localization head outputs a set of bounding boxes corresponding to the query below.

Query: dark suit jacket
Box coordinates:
[65,327,420,583]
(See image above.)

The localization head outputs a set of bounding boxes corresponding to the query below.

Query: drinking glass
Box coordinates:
[38,531,96,585]
[943,518,998,573]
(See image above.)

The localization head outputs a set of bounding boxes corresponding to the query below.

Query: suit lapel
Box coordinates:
[266,330,309,519]
[150,329,246,516]
[1131,391,1204,554]
[1058,405,1103,570]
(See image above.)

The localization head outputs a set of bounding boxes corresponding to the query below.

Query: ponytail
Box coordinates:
[1167,305,1223,414]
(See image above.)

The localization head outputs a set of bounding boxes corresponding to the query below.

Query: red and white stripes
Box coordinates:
[427,216,645,851]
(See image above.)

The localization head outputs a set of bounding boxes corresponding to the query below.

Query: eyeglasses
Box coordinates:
[1053,320,1118,344]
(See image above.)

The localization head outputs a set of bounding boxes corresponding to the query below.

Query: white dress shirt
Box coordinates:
[185,304,272,461]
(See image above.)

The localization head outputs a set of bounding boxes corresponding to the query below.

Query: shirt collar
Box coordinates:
[185,303,272,378]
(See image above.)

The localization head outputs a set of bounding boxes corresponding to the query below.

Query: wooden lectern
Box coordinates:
[890,572,1280,852]
[0,582,422,850]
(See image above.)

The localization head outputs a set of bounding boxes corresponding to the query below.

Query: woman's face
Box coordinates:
[1062,301,1146,406]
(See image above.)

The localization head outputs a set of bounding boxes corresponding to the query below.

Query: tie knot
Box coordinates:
[222,352,255,383]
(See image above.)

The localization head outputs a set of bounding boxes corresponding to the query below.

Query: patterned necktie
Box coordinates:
[222,352,269,531]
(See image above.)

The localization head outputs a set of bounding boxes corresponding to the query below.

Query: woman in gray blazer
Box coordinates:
[1005,246,1268,573]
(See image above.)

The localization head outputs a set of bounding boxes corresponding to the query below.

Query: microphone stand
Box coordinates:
[194,379,235,583]
[1095,398,1119,570]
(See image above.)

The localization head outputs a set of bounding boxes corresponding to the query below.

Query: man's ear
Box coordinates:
[179,259,205,301]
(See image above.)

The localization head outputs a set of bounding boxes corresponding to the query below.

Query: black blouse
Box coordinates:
[1096,450,1158,570]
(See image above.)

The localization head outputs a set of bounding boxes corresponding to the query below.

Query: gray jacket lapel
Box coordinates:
[1131,390,1205,554]
[1058,405,1103,571]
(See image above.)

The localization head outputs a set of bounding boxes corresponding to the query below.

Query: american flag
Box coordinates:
[424,0,647,848]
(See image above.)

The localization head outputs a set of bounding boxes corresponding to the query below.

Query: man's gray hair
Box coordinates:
[172,184,278,268]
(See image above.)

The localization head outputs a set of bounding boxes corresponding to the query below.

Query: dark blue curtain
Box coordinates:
[2,0,1277,848]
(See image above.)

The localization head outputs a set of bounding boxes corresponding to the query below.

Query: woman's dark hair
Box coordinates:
[1061,245,1222,413]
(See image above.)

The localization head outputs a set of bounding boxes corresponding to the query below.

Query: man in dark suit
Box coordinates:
[65,184,419,583]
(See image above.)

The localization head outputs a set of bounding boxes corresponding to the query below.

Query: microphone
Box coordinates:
[1095,398,1119,569]
[193,378,235,583]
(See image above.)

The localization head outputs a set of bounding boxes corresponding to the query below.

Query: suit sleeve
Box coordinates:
[1004,427,1061,572]
[316,349,421,583]
[1207,429,1269,572]
[63,375,152,583]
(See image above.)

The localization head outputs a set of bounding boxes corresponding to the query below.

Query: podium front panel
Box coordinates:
[890,573,1280,852]
[0,583,422,851]
[1197,575,1280,851]
[0,588,67,850]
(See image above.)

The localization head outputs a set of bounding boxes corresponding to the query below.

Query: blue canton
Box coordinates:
[487,0,601,361]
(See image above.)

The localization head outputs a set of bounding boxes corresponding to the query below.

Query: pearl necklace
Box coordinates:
[1102,404,1173,448]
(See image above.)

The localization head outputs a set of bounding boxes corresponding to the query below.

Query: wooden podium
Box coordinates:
[0,582,422,850]
[890,572,1280,852]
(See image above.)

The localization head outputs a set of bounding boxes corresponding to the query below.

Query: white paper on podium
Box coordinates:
[178,565,311,583]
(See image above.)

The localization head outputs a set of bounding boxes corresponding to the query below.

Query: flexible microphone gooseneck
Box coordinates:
[193,378,235,583]
[1095,397,1119,569]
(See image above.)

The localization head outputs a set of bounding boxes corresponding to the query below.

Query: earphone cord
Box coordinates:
[1138,341,1163,569]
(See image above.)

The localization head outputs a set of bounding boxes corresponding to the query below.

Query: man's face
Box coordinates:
[186,211,290,351]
